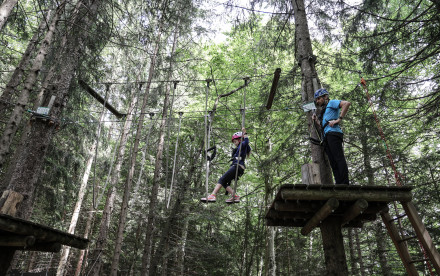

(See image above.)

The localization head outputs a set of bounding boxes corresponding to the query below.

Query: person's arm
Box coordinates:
[329,100,350,127]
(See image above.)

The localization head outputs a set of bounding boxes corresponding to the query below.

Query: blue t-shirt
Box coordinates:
[322,99,343,136]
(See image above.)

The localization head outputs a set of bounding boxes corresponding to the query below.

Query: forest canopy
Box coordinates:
[0,0,439,275]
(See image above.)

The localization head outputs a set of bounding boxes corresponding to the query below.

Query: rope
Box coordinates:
[204,80,212,200]
[360,78,402,186]
[361,77,435,276]
[167,112,183,209]
[232,78,249,200]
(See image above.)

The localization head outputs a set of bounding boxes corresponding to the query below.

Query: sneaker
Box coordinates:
[225,194,240,203]
[201,194,216,203]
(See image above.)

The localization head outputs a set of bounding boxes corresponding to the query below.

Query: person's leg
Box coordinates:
[324,136,340,184]
[326,134,349,184]
[212,184,223,195]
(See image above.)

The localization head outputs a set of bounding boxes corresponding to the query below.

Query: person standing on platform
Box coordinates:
[312,88,351,185]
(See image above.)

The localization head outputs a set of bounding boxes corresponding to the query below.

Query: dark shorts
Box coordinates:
[218,165,244,188]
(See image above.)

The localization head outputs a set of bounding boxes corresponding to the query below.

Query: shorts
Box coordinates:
[218,165,244,189]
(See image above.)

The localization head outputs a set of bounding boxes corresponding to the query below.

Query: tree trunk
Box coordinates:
[354,228,366,276]
[88,85,139,276]
[0,10,51,118]
[320,218,349,276]
[149,137,199,276]
[375,223,392,276]
[108,88,152,275]
[74,203,96,276]
[0,1,102,272]
[0,3,64,168]
[290,0,333,184]
[56,103,107,276]
[176,203,189,276]
[348,229,359,275]
[140,22,169,276]
[0,0,18,32]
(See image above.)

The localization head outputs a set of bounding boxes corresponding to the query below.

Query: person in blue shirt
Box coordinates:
[201,127,251,203]
[312,88,351,184]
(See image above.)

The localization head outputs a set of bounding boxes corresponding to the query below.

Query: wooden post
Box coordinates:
[301,163,320,184]
[320,217,349,276]
[0,190,24,216]
[0,190,23,274]
[341,199,368,226]
[301,198,339,235]
[266,68,281,110]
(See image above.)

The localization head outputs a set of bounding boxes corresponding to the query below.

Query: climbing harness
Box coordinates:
[167,112,183,209]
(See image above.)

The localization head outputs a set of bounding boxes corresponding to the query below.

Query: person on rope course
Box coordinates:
[312,88,351,185]
[201,127,251,203]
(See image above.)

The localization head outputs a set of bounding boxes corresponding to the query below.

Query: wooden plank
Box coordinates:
[301,198,339,235]
[401,201,440,274]
[9,242,62,252]
[0,235,35,247]
[341,199,368,226]
[301,163,320,184]
[0,215,88,249]
[274,201,319,212]
[266,68,281,110]
[381,211,418,276]
[281,188,412,202]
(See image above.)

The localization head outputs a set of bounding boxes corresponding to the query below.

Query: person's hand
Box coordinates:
[312,114,317,121]
[242,127,246,134]
[329,119,341,127]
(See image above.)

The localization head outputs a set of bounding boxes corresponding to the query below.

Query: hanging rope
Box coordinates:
[231,77,249,201]
[167,112,183,209]
[360,77,402,186]
[361,77,435,276]
[204,79,213,202]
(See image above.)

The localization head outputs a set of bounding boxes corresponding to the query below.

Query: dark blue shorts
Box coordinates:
[218,165,244,188]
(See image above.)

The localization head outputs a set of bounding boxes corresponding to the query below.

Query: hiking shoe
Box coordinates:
[225,194,240,203]
[201,194,216,203]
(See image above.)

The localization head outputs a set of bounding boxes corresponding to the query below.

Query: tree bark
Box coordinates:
[0,3,64,168]
[0,0,102,272]
[290,0,333,184]
[109,67,155,276]
[88,85,139,276]
[320,217,349,276]
[74,203,96,276]
[0,0,18,32]
[0,10,51,118]
[56,101,107,276]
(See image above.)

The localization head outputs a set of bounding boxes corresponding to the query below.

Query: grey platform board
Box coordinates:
[266,184,413,228]
[0,213,89,251]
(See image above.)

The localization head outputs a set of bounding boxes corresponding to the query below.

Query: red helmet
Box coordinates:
[231,131,243,142]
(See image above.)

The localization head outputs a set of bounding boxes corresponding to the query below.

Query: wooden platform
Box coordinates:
[266,184,413,230]
[0,214,89,252]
